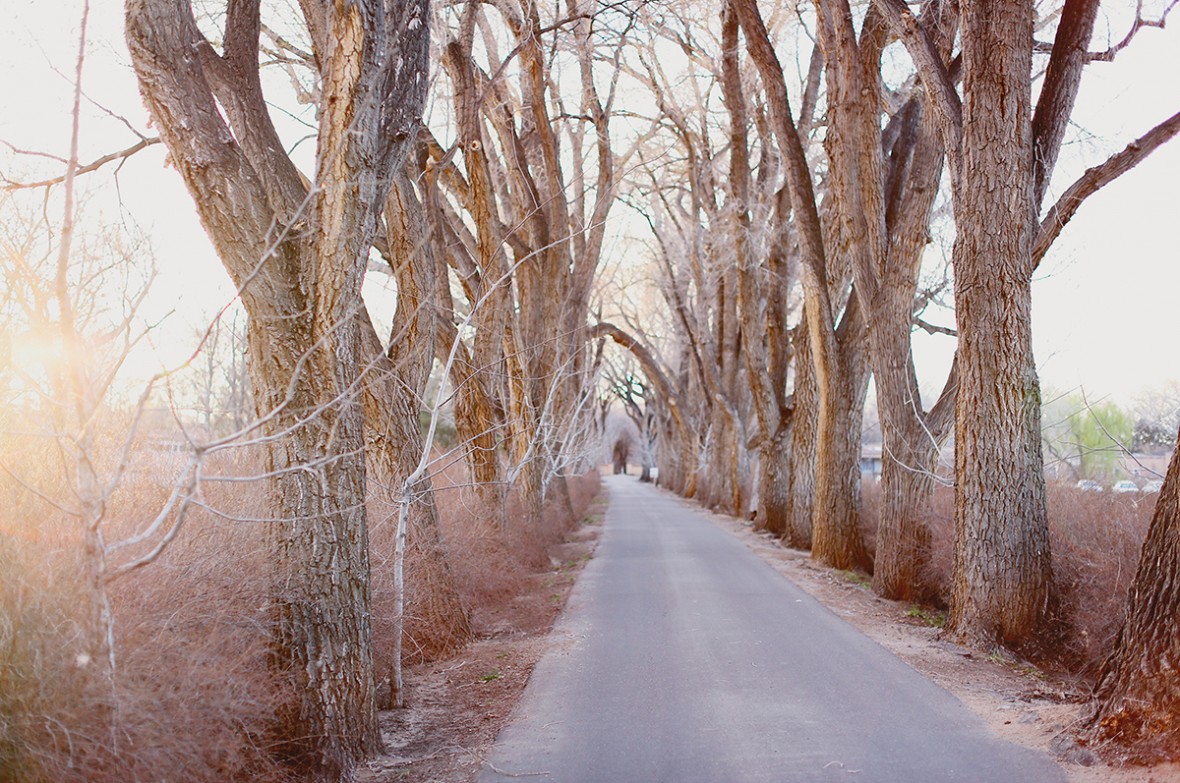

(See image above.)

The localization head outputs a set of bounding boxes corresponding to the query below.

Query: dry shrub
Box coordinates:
[3,404,602,780]
[858,481,955,603]
[918,485,957,603]
[364,454,600,701]
[1044,485,1151,678]
[859,481,881,558]
[427,462,598,640]
[858,478,1152,678]
[0,433,291,783]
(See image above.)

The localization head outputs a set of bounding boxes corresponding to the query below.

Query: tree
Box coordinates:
[605,365,658,482]
[426,0,636,529]
[125,0,436,773]
[1048,394,1136,482]
[882,0,1180,645]
[940,0,1055,646]
[1132,381,1180,453]
[793,0,961,599]
[720,2,796,537]
[590,321,699,497]
[731,0,874,571]
[1076,423,1180,761]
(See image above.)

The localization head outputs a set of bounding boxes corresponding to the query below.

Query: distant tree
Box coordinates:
[611,427,633,475]
[1132,381,1180,452]
[1069,397,1135,482]
[608,368,658,482]
[590,321,699,497]
[185,309,252,436]
[1042,393,1135,482]
[428,0,637,529]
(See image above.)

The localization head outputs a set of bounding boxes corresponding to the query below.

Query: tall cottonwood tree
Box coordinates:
[125,0,438,773]
[720,4,794,538]
[618,1,819,546]
[881,0,1180,644]
[621,11,781,519]
[793,0,962,601]
[731,0,874,571]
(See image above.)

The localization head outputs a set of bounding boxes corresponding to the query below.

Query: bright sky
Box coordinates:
[1,1,1178,406]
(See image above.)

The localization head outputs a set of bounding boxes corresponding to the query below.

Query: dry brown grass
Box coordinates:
[859,480,1153,679]
[423,461,599,641]
[0,434,291,783]
[1,419,600,782]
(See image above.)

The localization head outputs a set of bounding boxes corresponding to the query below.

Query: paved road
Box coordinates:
[480,476,1066,782]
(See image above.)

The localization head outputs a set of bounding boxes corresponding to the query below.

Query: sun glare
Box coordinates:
[6,328,70,381]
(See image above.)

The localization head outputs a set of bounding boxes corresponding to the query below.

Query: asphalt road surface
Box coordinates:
[479,475,1066,783]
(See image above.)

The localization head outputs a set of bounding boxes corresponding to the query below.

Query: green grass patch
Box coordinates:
[905,604,946,628]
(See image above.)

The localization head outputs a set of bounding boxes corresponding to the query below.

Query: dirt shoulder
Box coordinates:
[701,500,1180,783]
[358,490,608,783]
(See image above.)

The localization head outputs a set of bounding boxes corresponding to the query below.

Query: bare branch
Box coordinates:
[1034,109,1180,268]
[914,317,957,338]
[1087,0,1179,62]
[2,138,162,191]
[872,0,963,182]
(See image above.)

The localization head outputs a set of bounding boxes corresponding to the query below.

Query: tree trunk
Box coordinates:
[811,362,872,572]
[869,315,951,601]
[376,178,472,663]
[1077,426,1180,761]
[784,323,817,550]
[701,404,746,517]
[872,428,939,600]
[756,427,791,536]
[252,315,382,775]
[945,0,1051,648]
[552,472,578,521]
[125,0,433,772]
[656,410,696,497]
[504,342,547,531]
[361,372,472,663]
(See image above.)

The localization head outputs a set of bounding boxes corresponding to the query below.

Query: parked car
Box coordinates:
[1142,479,1164,494]
[1111,480,1139,494]
[1076,479,1104,492]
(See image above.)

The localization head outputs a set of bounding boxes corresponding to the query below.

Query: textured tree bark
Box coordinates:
[253,317,382,775]
[701,403,747,517]
[720,3,792,534]
[757,426,791,537]
[730,0,869,571]
[810,343,872,572]
[870,357,958,602]
[784,320,817,550]
[877,0,1180,640]
[421,150,510,534]
[448,354,508,529]
[375,176,473,661]
[1077,427,1180,762]
[868,98,955,597]
[872,429,939,600]
[945,0,1051,647]
[125,0,432,773]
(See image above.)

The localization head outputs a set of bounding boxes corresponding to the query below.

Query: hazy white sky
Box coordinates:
[2,1,1178,405]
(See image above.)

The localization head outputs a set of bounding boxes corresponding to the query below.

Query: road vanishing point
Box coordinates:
[479,475,1067,783]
